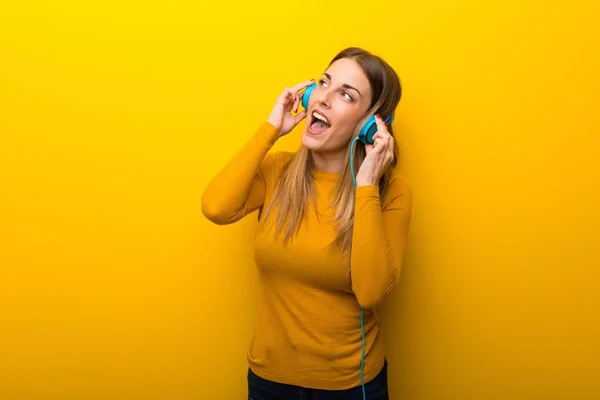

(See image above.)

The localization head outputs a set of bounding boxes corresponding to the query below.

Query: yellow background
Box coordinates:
[1,0,599,399]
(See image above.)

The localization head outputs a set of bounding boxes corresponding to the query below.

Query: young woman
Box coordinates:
[202,47,412,399]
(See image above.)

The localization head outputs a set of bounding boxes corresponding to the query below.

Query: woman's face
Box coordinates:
[301,58,373,154]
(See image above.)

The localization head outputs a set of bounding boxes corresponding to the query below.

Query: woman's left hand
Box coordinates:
[355,114,395,187]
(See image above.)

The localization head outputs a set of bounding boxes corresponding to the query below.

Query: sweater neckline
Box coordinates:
[313,169,340,182]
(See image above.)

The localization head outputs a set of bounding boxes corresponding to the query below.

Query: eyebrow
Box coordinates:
[323,73,362,96]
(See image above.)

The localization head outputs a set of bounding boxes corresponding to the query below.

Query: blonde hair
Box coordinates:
[262,47,402,263]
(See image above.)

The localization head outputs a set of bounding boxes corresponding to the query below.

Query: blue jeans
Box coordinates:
[247,360,389,400]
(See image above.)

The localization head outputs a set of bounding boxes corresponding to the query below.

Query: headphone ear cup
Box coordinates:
[385,113,395,125]
[358,115,378,144]
[301,83,317,109]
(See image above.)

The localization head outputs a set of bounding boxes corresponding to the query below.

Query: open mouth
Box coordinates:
[308,111,331,134]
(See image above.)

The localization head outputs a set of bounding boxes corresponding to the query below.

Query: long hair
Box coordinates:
[262,47,402,262]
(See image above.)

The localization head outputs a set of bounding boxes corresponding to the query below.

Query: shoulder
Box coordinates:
[273,150,295,166]
[381,169,413,209]
[261,150,294,169]
[259,150,295,178]
[389,170,412,193]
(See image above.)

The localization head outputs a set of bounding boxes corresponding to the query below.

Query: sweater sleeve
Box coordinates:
[350,175,413,309]
[201,122,280,225]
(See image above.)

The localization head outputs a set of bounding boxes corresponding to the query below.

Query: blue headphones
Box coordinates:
[301,83,394,145]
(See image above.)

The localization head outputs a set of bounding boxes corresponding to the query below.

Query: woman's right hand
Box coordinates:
[267,79,315,137]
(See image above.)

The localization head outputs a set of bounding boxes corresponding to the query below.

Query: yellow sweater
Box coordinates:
[201,121,412,390]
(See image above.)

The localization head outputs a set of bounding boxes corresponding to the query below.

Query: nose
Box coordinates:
[314,86,331,109]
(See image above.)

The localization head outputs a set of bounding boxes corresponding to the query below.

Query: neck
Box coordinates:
[310,148,347,174]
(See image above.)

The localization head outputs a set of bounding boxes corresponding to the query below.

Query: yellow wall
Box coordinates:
[1,0,599,398]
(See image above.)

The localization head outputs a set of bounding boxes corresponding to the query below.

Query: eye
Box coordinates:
[342,92,353,101]
[319,79,328,87]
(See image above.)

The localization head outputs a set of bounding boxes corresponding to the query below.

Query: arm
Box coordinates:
[201,122,279,225]
[350,176,413,309]
[201,80,314,225]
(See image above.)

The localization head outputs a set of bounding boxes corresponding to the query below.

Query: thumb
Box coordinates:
[294,110,307,125]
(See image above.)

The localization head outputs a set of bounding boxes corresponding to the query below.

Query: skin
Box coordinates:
[267,58,394,187]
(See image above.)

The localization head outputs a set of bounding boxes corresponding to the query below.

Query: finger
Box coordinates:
[277,87,293,104]
[283,89,299,111]
[279,80,315,109]
[291,79,316,93]
[375,114,390,135]
[375,114,387,131]
[387,151,395,163]
[293,93,300,113]
[386,152,395,168]
[293,110,307,124]
[373,129,391,144]
[373,137,385,151]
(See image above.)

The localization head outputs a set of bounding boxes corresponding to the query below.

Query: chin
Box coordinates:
[301,132,322,150]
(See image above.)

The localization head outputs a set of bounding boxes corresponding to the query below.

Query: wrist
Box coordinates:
[266,119,280,131]
[355,176,378,187]
[259,121,281,146]
[267,121,286,140]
